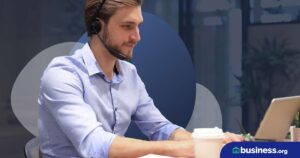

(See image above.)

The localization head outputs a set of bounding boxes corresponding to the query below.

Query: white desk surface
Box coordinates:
[139,154,173,158]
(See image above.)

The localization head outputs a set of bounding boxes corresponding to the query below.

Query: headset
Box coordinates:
[90,0,131,61]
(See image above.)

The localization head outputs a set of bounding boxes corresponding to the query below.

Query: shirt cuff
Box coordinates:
[79,127,117,158]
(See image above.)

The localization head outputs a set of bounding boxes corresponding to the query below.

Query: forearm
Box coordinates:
[109,136,194,158]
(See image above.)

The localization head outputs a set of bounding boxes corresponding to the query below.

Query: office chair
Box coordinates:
[24,137,40,158]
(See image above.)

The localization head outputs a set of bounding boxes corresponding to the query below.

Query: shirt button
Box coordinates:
[115,107,118,111]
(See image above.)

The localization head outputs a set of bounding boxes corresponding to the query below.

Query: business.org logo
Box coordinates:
[232,147,240,154]
[231,146,288,155]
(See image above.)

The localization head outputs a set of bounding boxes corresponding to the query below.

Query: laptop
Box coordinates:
[254,96,300,141]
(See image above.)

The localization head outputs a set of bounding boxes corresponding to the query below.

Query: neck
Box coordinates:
[89,35,117,80]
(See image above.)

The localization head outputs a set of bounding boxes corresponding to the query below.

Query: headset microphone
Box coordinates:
[96,34,132,61]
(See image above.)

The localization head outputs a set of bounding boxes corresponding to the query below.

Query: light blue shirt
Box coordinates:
[38,43,180,158]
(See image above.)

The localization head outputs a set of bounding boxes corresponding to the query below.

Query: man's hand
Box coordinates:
[222,132,244,144]
[170,128,243,144]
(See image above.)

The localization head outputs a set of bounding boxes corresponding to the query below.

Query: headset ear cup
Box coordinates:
[91,20,101,34]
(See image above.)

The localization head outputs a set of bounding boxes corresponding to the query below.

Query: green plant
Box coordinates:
[237,36,300,134]
[295,110,300,128]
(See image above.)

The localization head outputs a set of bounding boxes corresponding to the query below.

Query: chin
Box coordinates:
[125,53,133,59]
[121,50,133,57]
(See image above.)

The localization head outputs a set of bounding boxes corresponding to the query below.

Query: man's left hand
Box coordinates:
[223,132,244,144]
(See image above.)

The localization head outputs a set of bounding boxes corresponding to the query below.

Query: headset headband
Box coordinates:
[93,0,107,21]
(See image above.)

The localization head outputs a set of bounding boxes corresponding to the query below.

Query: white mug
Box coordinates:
[192,127,224,158]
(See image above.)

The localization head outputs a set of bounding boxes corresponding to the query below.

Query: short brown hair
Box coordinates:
[84,0,143,36]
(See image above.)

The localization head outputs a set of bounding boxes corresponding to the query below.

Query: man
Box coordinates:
[38,0,243,157]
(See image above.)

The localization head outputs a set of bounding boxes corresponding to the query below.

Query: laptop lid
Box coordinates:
[255,96,300,141]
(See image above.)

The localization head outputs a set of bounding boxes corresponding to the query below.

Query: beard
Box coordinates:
[101,28,134,58]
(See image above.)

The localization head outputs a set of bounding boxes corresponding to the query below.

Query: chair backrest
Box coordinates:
[24,137,40,158]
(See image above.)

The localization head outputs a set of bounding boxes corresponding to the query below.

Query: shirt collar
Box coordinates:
[81,43,123,83]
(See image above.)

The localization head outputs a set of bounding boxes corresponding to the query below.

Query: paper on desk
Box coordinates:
[139,154,173,158]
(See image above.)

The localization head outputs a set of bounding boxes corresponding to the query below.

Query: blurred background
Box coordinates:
[2,0,300,157]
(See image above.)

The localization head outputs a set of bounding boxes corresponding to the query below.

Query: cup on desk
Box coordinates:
[290,126,300,141]
[192,127,224,158]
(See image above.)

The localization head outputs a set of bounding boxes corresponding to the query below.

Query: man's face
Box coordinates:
[101,6,143,58]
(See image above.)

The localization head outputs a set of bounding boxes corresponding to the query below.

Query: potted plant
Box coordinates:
[295,110,300,128]
[237,36,300,134]
[291,110,300,141]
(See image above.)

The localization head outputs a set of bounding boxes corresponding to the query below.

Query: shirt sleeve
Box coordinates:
[131,72,181,140]
[40,64,115,158]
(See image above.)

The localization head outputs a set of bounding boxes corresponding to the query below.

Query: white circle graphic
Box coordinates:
[186,83,222,131]
[11,42,82,136]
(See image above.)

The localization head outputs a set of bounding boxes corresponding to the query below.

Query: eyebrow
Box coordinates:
[121,21,143,26]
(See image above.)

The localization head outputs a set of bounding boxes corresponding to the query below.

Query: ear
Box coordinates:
[96,18,105,33]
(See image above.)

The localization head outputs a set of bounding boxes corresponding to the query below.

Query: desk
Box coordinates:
[140,154,173,158]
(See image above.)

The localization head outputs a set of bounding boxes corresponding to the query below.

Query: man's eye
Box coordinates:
[122,25,134,29]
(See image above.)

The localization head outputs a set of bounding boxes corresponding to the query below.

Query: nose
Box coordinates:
[130,27,141,43]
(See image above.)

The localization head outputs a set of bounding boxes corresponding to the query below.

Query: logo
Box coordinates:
[232,147,240,154]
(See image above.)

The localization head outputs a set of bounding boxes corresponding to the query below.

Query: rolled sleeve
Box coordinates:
[150,124,181,140]
[80,127,116,158]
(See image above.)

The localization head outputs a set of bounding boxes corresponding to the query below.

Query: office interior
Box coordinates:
[2,0,300,157]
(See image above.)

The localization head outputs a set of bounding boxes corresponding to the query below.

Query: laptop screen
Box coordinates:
[255,96,300,141]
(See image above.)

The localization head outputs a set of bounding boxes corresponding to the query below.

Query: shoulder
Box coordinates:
[41,55,83,90]
[45,56,78,77]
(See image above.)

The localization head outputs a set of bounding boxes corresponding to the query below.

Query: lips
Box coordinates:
[124,43,136,48]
